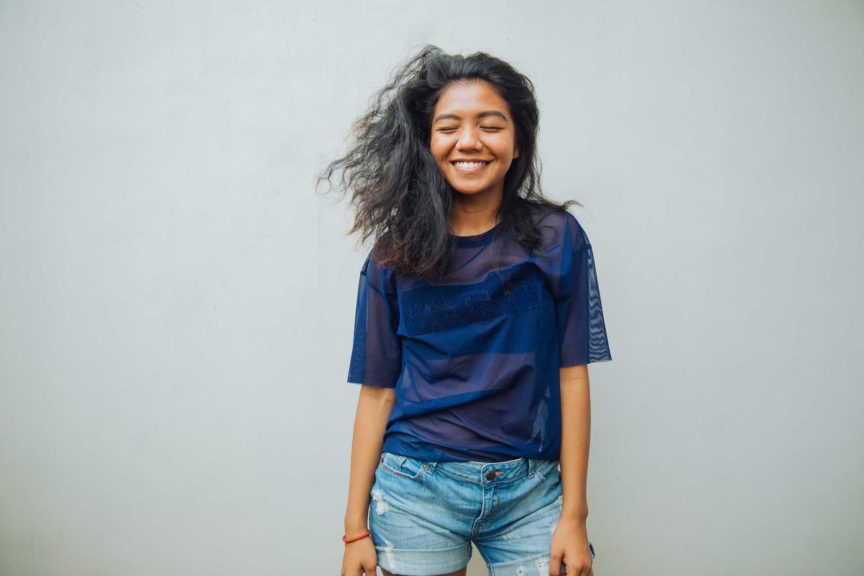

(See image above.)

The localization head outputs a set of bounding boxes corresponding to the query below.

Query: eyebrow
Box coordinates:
[432,111,509,124]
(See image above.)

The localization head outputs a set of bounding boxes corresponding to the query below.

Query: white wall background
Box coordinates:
[1,1,862,575]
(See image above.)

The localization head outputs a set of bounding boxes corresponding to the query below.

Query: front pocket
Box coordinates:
[380,452,427,480]
[531,459,559,482]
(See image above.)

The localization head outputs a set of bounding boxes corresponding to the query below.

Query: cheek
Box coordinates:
[492,134,516,155]
[429,138,446,160]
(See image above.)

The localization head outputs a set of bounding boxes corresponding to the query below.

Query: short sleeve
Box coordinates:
[346,249,403,387]
[555,213,612,366]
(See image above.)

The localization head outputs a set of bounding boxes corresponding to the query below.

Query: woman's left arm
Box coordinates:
[549,363,594,576]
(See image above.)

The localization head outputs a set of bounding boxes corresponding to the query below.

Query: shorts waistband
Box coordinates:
[424,455,538,485]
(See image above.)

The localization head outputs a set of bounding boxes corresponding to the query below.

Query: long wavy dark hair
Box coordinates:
[317,44,580,279]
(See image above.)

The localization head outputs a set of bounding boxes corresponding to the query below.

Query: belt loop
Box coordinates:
[426,461,438,474]
[527,458,536,478]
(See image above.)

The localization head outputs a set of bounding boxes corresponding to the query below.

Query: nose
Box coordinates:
[456,126,482,151]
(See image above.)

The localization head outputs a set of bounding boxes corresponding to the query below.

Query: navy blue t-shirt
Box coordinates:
[347,206,611,462]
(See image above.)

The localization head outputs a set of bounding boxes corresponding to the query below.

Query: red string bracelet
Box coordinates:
[342,530,371,543]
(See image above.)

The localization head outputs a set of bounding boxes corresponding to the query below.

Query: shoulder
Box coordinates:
[367,231,396,268]
[529,204,587,251]
[362,233,399,291]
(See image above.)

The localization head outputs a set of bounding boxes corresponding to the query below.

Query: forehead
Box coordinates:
[433,80,512,117]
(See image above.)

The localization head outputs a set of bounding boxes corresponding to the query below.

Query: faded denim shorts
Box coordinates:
[368,451,596,576]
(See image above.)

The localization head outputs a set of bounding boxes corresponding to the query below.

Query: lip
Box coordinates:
[450,159,492,174]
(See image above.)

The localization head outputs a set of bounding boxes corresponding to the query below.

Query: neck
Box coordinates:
[450,192,502,236]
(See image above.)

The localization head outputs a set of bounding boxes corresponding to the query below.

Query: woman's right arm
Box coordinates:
[342,384,395,576]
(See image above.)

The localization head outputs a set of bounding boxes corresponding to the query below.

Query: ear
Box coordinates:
[513,145,520,159]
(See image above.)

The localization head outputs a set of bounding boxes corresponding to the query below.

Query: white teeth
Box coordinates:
[454,161,486,169]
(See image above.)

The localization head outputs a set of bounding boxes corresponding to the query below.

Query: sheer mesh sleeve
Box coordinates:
[346,249,402,387]
[556,213,612,366]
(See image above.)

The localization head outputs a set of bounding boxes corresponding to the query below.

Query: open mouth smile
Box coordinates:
[451,160,491,173]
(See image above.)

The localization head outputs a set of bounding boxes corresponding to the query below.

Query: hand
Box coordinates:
[549,516,593,576]
[341,536,378,576]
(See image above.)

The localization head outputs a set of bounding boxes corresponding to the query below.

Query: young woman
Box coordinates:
[320,45,611,576]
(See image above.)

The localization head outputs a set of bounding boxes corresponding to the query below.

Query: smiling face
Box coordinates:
[430,80,520,201]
